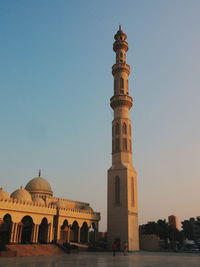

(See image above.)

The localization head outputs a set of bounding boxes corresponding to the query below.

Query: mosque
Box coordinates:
[0,26,139,252]
[0,171,100,245]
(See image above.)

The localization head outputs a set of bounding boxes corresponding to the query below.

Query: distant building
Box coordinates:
[168,215,178,229]
[139,216,182,251]
[182,217,200,241]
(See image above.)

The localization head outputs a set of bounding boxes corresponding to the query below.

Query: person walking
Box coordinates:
[112,242,117,256]
[123,241,128,256]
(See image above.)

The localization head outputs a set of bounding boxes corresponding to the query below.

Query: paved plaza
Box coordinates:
[0,252,200,267]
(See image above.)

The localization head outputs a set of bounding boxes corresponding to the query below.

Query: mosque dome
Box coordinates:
[56,200,66,209]
[11,187,32,202]
[32,195,45,205]
[83,205,93,212]
[25,176,53,196]
[0,187,10,200]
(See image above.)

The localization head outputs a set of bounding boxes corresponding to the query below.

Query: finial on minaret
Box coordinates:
[119,24,121,31]
[38,169,41,177]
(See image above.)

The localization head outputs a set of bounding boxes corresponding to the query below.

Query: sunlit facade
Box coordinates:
[0,174,100,245]
[107,27,139,251]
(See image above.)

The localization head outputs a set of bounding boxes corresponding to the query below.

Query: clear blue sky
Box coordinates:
[0,1,200,231]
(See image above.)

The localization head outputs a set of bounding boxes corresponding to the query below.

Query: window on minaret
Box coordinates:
[123,138,128,150]
[119,52,124,63]
[114,79,117,95]
[115,123,120,135]
[131,177,135,207]
[120,78,124,89]
[126,80,129,94]
[115,138,120,152]
[115,176,120,205]
[122,123,127,135]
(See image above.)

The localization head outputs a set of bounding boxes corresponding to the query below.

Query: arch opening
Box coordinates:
[115,123,120,135]
[80,222,89,243]
[122,123,127,135]
[115,176,120,206]
[89,223,96,243]
[0,214,12,244]
[70,221,79,243]
[21,216,34,244]
[131,177,135,207]
[60,220,69,244]
[38,217,48,244]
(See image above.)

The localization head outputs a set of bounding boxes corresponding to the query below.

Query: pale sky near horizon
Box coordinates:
[0,1,200,231]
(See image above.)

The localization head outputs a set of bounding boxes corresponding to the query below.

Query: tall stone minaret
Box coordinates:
[107,26,139,251]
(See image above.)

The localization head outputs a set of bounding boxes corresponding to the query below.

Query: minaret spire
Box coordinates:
[111,26,132,162]
[107,27,139,251]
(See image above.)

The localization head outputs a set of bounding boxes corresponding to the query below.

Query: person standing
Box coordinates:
[123,241,128,256]
[112,242,117,256]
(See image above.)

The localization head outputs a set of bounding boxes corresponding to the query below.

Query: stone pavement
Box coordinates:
[0,251,200,267]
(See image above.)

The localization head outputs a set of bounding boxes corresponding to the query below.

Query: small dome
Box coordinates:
[56,200,66,209]
[82,205,93,212]
[25,177,53,196]
[32,196,45,205]
[0,187,10,200]
[11,187,32,202]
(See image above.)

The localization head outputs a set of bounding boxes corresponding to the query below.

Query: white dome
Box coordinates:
[0,187,10,200]
[25,176,53,196]
[11,187,32,202]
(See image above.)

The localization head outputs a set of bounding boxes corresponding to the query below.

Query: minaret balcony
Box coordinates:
[112,63,130,75]
[110,95,133,109]
[113,40,128,52]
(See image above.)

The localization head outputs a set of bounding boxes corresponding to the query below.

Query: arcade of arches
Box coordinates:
[0,176,100,245]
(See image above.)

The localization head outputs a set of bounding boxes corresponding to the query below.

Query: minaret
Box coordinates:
[107,26,139,251]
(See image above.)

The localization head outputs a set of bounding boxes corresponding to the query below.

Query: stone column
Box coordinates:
[31,224,37,243]
[35,224,39,243]
[10,223,16,243]
[87,229,90,243]
[13,223,19,243]
[56,224,61,242]
[31,224,39,243]
[77,227,80,243]
[94,223,99,242]
[31,224,35,243]
[47,223,52,243]
[47,223,50,243]
[67,227,70,243]
[50,223,54,243]
[18,223,23,243]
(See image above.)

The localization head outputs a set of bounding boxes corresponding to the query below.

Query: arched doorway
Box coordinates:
[21,216,33,244]
[80,222,89,243]
[0,214,12,244]
[70,221,79,242]
[89,223,96,243]
[38,218,48,243]
[60,220,69,244]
